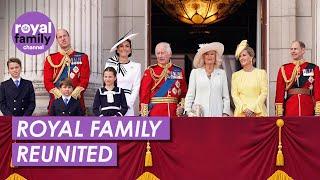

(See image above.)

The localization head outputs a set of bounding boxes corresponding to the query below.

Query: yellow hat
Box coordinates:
[235,40,249,59]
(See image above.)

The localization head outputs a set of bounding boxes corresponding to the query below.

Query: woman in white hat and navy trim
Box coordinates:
[184,42,231,117]
[105,32,141,116]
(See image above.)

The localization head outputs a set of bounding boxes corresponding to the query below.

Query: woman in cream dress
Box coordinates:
[184,42,231,117]
[231,40,268,117]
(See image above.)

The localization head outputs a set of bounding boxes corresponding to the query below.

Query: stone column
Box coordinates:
[315,0,320,64]
[102,0,147,115]
[269,0,315,115]
[4,0,102,115]
[102,0,146,67]
[269,0,297,115]
[0,0,6,83]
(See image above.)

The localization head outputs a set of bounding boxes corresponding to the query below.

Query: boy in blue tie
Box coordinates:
[49,78,83,116]
[0,58,35,116]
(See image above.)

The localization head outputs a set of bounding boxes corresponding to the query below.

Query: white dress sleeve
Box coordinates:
[128,63,141,107]
[221,70,231,115]
[184,69,197,113]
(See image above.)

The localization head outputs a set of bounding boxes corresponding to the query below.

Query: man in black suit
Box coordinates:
[49,78,83,116]
[0,58,36,116]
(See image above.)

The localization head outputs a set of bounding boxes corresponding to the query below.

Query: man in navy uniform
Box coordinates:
[49,78,83,116]
[0,58,36,116]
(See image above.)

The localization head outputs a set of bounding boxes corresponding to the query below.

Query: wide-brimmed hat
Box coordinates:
[193,42,224,68]
[235,40,249,59]
[110,31,138,52]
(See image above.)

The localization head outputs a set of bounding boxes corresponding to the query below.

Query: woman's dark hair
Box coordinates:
[103,67,117,87]
[116,39,132,57]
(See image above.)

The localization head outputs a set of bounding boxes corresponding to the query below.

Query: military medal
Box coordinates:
[70,72,75,79]
[73,66,79,73]
[175,81,180,88]
[172,87,177,95]
[303,69,314,76]
[177,72,183,79]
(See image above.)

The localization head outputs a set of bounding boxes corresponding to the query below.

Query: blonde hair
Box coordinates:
[241,47,256,64]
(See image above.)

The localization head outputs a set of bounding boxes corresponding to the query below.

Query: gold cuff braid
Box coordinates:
[71,86,84,99]
[141,103,148,116]
[315,101,320,115]
[275,103,283,116]
[49,87,62,99]
[179,98,185,108]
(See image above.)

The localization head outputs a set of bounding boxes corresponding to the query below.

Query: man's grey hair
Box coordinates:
[155,42,172,54]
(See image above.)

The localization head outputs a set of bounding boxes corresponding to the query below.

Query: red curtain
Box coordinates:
[1,116,320,180]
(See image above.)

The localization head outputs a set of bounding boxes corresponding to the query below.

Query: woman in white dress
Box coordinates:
[105,32,141,116]
[184,42,231,117]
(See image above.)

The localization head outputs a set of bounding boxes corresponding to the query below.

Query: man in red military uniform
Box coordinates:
[275,40,320,116]
[140,42,187,117]
[44,29,90,113]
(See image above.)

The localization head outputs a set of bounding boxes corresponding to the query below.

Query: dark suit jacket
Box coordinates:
[49,97,83,116]
[0,78,36,116]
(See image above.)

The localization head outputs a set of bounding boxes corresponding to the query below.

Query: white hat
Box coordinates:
[110,32,138,52]
[235,40,248,59]
[193,42,224,68]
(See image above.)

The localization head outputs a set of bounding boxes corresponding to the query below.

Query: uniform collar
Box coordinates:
[59,48,74,56]
[292,59,305,65]
[62,95,71,101]
[158,62,172,68]
[101,86,117,92]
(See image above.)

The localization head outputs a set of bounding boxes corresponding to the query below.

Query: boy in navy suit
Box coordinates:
[49,78,83,116]
[0,58,35,116]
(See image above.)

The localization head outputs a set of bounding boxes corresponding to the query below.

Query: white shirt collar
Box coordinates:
[62,95,71,101]
[11,77,21,82]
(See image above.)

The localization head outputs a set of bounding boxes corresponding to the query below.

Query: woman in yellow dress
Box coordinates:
[231,40,268,117]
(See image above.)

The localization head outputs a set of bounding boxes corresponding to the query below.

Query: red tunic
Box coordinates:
[139,63,187,117]
[275,61,320,116]
[43,51,90,112]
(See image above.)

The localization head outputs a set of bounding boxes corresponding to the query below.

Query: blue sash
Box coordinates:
[54,52,83,87]
[148,66,182,112]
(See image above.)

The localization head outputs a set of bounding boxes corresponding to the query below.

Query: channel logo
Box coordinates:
[11,11,55,55]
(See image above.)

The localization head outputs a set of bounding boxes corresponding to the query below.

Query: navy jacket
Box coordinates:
[49,97,83,116]
[92,87,128,116]
[0,78,35,116]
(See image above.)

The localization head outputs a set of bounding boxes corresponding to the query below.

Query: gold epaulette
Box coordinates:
[281,61,305,90]
[46,54,64,68]
[275,103,283,116]
[149,63,171,91]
